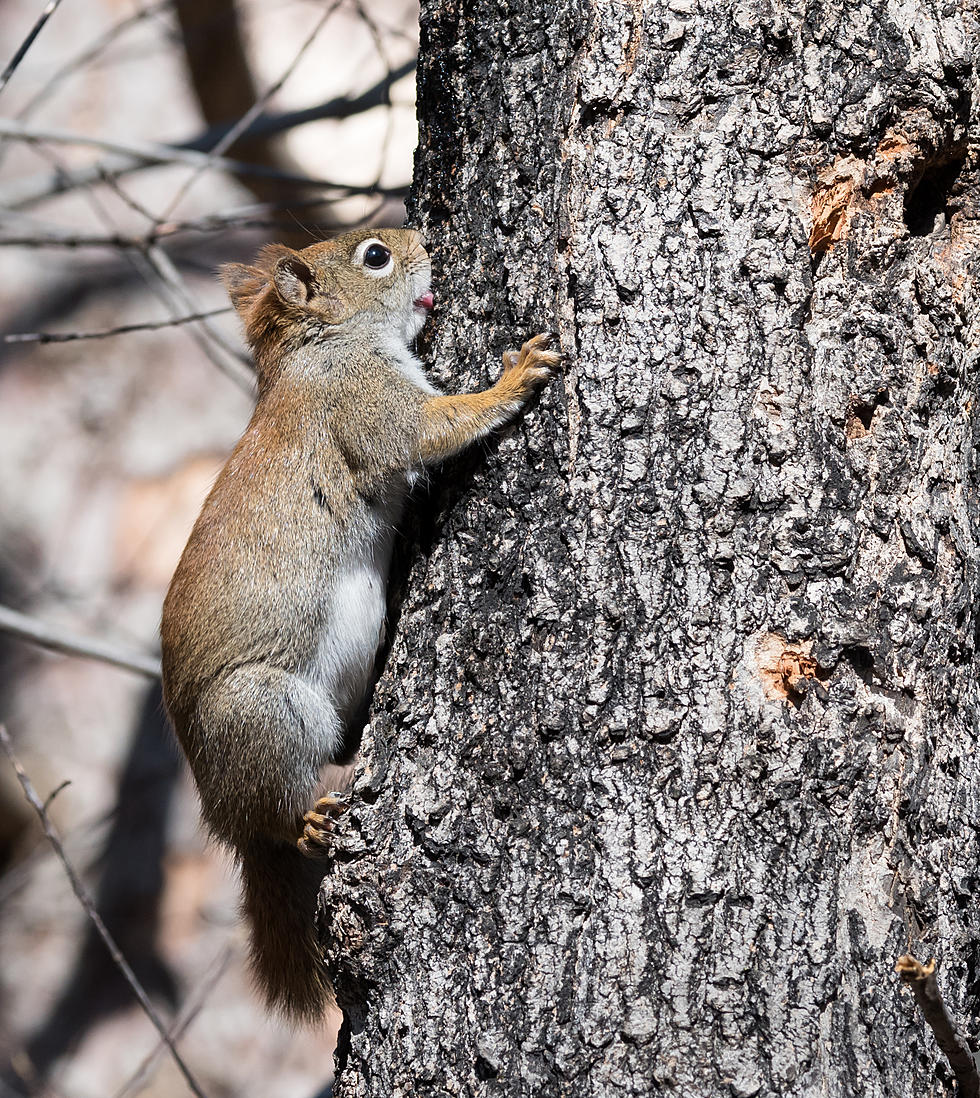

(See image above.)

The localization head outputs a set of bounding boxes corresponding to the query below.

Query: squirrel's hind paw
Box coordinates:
[296,792,350,859]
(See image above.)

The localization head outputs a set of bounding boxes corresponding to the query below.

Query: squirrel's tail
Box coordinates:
[239,836,332,1023]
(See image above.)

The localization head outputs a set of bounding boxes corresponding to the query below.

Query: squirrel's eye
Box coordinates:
[363,243,391,269]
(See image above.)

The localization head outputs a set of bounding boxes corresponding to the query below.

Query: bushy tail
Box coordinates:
[240,836,332,1023]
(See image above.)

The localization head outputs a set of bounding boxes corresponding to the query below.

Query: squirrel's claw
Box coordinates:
[296,792,350,858]
[501,332,562,390]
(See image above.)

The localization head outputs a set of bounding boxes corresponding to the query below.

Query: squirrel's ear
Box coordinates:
[272,254,315,306]
[220,263,265,313]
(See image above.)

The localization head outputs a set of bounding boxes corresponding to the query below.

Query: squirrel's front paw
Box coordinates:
[501,333,561,394]
[297,792,350,859]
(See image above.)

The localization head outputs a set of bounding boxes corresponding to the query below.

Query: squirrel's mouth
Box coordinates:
[413,292,434,312]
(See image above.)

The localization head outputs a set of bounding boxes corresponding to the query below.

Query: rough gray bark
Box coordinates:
[324,0,980,1094]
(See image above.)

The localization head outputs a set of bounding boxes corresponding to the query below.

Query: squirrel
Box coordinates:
[160,227,558,1022]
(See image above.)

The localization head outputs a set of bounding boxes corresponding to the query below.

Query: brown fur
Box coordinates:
[161,227,559,1022]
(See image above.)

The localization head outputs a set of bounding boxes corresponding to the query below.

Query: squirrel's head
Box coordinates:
[221,228,433,379]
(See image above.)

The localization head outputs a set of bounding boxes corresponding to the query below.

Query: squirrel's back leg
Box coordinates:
[187,664,344,849]
[181,665,344,1022]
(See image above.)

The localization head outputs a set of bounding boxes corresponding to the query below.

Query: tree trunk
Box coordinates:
[325,0,980,1094]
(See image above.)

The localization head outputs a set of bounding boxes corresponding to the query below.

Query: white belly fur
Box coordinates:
[301,513,397,721]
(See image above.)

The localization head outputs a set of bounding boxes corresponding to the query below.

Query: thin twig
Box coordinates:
[348,0,398,192]
[178,57,416,151]
[2,307,232,344]
[896,955,980,1098]
[112,948,233,1098]
[10,1,170,123]
[0,118,371,202]
[43,778,71,812]
[2,161,406,212]
[0,725,209,1098]
[159,0,346,219]
[0,220,289,248]
[0,117,337,178]
[0,604,161,679]
[0,58,415,210]
[24,141,254,391]
[0,190,409,248]
[142,243,255,382]
[84,164,255,389]
[0,0,69,96]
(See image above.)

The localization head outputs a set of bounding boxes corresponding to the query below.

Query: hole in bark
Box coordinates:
[358,783,380,806]
[475,1056,499,1080]
[845,389,889,439]
[841,644,874,684]
[904,152,966,237]
[934,374,957,401]
[579,97,617,127]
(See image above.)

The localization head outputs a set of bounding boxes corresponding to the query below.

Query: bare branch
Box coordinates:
[141,243,255,388]
[896,955,980,1098]
[0,52,415,211]
[348,0,399,191]
[0,604,162,680]
[0,725,209,1098]
[2,306,232,344]
[111,949,233,1098]
[0,116,357,179]
[181,57,416,151]
[7,1,170,126]
[0,0,69,96]
[81,164,257,389]
[0,190,410,249]
[22,141,255,392]
[2,163,404,213]
[160,0,346,219]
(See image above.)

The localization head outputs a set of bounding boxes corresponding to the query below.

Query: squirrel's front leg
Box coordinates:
[417,333,559,465]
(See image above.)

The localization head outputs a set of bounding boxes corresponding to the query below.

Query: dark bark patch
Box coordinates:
[841,644,875,682]
[474,1055,499,1080]
[578,96,620,129]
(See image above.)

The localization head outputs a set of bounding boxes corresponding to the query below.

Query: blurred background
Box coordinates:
[0,1,418,1094]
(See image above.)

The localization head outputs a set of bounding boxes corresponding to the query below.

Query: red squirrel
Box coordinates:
[160,228,558,1021]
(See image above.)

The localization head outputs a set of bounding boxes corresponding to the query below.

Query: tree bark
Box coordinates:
[325,0,980,1095]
